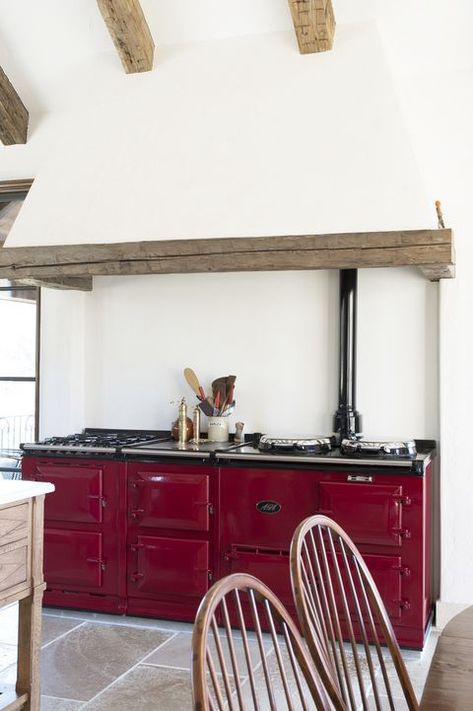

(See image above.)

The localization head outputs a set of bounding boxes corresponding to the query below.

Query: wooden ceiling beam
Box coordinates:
[288,0,336,54]
[0,66,29,145]
[0,229,455,287]
[97,0,155,73]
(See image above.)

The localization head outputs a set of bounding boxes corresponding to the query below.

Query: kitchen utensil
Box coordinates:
[221,403,235,417]
[184,368,206,400]
[214,391,221,412]
[198,398,214,416]
[212,377,227,401]
[226,375,236,405]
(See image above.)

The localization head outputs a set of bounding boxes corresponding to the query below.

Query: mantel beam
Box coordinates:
[16,277,93,291]
[288,0,336,54]
[0,66,29,145]
[0,229,455,289]
[97,0,155,73]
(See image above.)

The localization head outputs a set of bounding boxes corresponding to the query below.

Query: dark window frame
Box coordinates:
[0,179,40,441]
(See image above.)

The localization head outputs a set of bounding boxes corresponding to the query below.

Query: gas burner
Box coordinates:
[258,436,336,454]
[22,430,162,454]
[340,438,417,458]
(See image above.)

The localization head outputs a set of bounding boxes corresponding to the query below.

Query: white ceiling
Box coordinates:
[0,0,472,113]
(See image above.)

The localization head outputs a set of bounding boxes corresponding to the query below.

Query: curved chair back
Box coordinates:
[192,572,341,711]
[290,515,419,711]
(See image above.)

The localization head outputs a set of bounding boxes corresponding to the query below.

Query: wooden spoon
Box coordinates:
[184,368,205,400]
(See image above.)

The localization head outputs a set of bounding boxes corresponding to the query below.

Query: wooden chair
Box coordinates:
[290,515,419,711]
[191,572,342,711]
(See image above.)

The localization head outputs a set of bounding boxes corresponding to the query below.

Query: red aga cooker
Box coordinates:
[22,442,433,648]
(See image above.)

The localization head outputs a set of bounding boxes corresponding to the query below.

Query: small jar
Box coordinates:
[207,417,229,442]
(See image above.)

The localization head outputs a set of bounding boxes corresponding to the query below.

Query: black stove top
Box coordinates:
[21,428,435,474]
[21,429,166,454]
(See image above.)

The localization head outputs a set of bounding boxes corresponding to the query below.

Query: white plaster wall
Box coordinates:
[72,268,435,440]
[5,24,431,246]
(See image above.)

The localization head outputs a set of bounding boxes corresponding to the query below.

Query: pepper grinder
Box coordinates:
[192,405,201,443]
[178,397,189,444]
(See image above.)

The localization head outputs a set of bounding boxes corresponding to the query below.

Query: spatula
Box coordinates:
[212,377,228,402]
[184,368,206,400]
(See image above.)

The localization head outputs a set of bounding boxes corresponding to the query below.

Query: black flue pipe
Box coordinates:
[333,269,362,440]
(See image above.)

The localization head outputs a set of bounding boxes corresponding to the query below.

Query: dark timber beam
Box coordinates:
[0,66,29,145]
[288,0,336,54]
[97,0,155,73]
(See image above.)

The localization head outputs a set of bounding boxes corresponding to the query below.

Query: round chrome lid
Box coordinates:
[341,438,417,457]
[258,436,335,454]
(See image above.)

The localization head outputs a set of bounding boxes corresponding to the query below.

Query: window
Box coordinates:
[0,179,38,458]
[0,284,39,450]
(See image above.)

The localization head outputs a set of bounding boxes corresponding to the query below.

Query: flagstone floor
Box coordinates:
[0,604,439,710]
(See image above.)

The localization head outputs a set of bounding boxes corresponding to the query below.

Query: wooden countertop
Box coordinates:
[0,479,54,506]
[420,606,473,710]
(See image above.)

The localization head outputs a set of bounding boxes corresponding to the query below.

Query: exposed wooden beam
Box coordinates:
[0,66,29,145]
[16,277,93,291]
[97,0,155,73]
[0,229,455,285]
[0,201,22,246]
[0,179,34,200]
[419,264,456,281]
[288,0,335,54]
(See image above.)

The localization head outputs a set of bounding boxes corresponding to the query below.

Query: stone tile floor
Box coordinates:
[0,604,440,710]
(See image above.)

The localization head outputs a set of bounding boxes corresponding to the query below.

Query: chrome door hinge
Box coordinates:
[393,495,412,506]
[88,494,107,507]
[394,565,411,577]
[87,557,107,571]
[393,527,411,540]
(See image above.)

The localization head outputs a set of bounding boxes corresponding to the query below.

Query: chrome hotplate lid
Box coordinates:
[258,436,336,455]
[340,438,417,458]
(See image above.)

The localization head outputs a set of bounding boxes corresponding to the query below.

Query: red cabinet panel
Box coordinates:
[128,535,209,598]
[363,553,403,619]
[28,463,105,524]
[225,546,293,605]
[44,528,104,589]
[317,480,404,546]
[220,467,317,550]
[129,468,210,531]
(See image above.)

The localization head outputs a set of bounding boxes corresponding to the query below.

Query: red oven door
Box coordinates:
[128,535,210,598]
[128,466,211,532]
[317,479,405,546]
[44,529,105,589]
[26,462,106,524]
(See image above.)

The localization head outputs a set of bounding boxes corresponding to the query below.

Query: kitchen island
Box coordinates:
[0,479,54,711]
